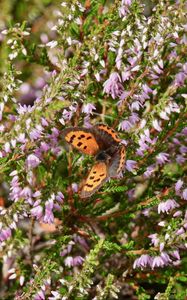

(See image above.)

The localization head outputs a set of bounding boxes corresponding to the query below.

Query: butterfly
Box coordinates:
[62,124,126,198]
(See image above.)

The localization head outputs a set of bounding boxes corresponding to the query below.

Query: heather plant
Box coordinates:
[0,0,187,299]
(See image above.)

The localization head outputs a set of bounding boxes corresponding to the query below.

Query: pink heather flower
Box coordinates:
[41,118,48,127]
[175,180,183,193]
[19,275,25,286]
[122,0,132,5]
[176,227,185,235]
[130,101,143,111]
[0,227,12,242]
[103,72,124,99]
[56,192,64,203]
[61,243,74,257]
[34,290,45,300]
[64,256,74,267]
[176,155,186,164]
[119,120,132,131]
[31,205,43,220]
[71,183,78,193]
[43,199,54,224]
[158,199,179,214]
[152,256,165,269]
[4,142,11,153]
[156,153,169,165]
[159,242,165,252]
[21,187,32,198]
[133,254,152,269]
[182,188,187,200]
[173,210,182,217]
[170,250,180,260]
[82,103,96,115]
[26,154,40,169]
[160,252,171,264]
[0,228,12,242]
[142,84,153,94]
[40,142,50,152]
[62,109,73,120]
[74,235,89,250]
[119,113,140,131]
[159,111,169,120]
[121,71,131,81]
[148,234,160,247]
[180,146,187,154]
[48,291,60,300]
[152,119,162,132]
[143,165,156,178]
[125,160,137,172]
[73,256,84,266]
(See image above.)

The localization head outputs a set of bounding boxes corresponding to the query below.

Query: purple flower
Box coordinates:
[43,199,54,223]
[29,126,43,140]
[143,165,156,178]
[103,72,124,99]
[119,120,132,131]
[159,242,165,252]
[40,142,50,152]
[31,205,43,220]
[182,188,187,200]
[152,119,162,132]
[175,227,185,235]
[122,0,132,5]
[170,250,180,260]
[130,101,143,111]
[34,290,45,300]
[156,153,169,165]
[148,234,160,247]
[158,199,179,214]
[151,256,165,269]
[71,183,78,193]
[119,113,140,131]
[82,103,96,115]
[173,210,182,217]
[48,291,60,300]
[133,254,152,269]
[41,117,49,127]
[125,160,137,172]
[160,252,171,264]
[26,154,40,169]
[64,256,74,267]
[0,228,12,242]
[73,256,84,266]
[175,180,183,194]
[21,187,32,198]
[62,109,73,120]
[56,192,64,203]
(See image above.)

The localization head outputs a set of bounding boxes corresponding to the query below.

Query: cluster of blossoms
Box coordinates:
[0,0,187,299]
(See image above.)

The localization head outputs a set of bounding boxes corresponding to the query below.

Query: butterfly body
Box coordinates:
[62,124,126,198]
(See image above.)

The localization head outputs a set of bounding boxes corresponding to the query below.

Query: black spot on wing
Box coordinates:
[69,134,76,143]
[94,178,101,182]
[77,142,83,147]
[86,184,93,188]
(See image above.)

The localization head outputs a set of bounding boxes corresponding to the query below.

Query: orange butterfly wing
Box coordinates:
[62,128,99,155]
[94,124,121,144]
[81,162,108,198]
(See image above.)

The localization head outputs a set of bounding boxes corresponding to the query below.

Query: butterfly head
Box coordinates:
[96,151,110,162]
